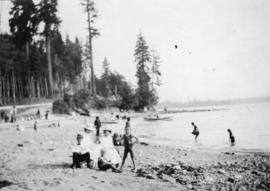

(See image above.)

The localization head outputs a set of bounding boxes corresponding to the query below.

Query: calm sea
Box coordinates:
[130,102,270,153]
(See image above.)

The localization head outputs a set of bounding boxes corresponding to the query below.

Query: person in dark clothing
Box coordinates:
[34,121,37,131]
[94,116,101,136]
[45,111,49,120]
[113,133,122,146]
[191,122,199,141]
[120,127,138,171]
[125,117,131,130]
[71,134,91,169]
[227,129,235,146]
[36,109,41,119]
[4,113,9,123]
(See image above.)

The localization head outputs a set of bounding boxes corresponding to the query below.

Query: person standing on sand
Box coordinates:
[227,129,235,146]
[120,127,138,171]
[191,122,199,141]
[45,111,49,120]
[94,116,101,137]
[125,117,131,130]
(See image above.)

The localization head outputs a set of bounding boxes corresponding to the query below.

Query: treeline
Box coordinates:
[0,32,83,105]
[0,0,161,111]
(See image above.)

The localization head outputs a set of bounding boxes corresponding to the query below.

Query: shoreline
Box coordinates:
[0,116,270,190]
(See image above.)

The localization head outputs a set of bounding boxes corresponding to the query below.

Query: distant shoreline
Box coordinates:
[158,96,270,109]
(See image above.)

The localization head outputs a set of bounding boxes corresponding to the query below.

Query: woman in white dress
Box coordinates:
[100,127,122,166]
[82,124,101,168]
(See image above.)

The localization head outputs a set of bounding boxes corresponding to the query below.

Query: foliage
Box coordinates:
[52,99,70,114]
[9,0,39,49]
[1,1,162,109]
[134,33,158,110]
[37,0,61,37]
[101,57,111,98]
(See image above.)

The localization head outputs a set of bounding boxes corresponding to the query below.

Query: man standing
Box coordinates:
[125,117,131,130]
[94,116,101,136]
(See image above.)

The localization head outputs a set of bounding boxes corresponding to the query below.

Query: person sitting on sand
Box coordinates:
[227,129,235,146]
[98,149,121,173]
[113,133,122,146]
[119,127,138,171]
[100,127,122,166]
[71,134,91,169]
[82,125,101,167]
[191,122,199,141]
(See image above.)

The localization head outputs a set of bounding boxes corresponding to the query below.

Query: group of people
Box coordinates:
[71,116,138,173]
[191,122,236,145]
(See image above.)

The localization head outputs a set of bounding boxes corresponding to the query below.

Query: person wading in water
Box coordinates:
[191,122,200,141]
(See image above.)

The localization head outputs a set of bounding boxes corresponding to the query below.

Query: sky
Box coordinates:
[1,0,270,102]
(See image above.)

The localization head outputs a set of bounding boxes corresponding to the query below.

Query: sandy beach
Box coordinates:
[0,113,269,191]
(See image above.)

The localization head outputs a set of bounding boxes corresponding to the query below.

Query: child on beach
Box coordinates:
[227,129,235,146]
[98,149,121,173]
[191,122,199,141]
[71,134,91,169]
[120,127,138,171]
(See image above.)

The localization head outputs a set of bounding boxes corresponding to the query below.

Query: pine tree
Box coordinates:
[149,49,161,107]
[101,57,111,98]
[9,0,39,56]
[134,33,152,110]
[81,0,100,96]
[38,0,61,96]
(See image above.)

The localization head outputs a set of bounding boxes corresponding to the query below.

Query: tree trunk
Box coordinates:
[44,77,49,97]
[37,79,40,99]
[7,75,10,104]
[0,73,2,105]
[86,0,96,96]
[46,36,53,97]
[12,70,16,108]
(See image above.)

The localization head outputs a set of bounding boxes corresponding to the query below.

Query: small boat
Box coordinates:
[144,116,173,121]
[101,120,119,124]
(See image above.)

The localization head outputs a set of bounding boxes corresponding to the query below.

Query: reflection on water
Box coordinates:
[132,102,270,153]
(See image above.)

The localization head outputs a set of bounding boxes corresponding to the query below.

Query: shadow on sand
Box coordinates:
[0,180,14,189]
[28,162,71,170]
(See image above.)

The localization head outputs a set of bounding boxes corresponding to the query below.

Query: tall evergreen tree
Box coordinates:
[38,0,61,96]
[9,0,40,99]
[81,0,99,96]
[148,49,161,107]
[101,57,111,98]
[134,33,153,110]
[9,0,39,58]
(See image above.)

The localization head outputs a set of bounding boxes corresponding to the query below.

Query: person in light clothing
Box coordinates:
[71,133,91,169]
[98,149,121,172]
[100,127,122,166]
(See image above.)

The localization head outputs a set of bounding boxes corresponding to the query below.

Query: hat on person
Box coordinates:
[103,126,112,133]
[83,124,95,132]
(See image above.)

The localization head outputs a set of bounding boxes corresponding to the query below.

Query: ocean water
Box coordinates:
[131,102,270,153]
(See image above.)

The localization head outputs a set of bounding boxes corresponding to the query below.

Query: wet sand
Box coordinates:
[0,116,269,191]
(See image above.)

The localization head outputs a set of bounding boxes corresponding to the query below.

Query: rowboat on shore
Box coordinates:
[101,120,119,124]
[144,116,173,121]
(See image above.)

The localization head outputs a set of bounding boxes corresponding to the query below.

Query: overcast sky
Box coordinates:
[1,0,270,102]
